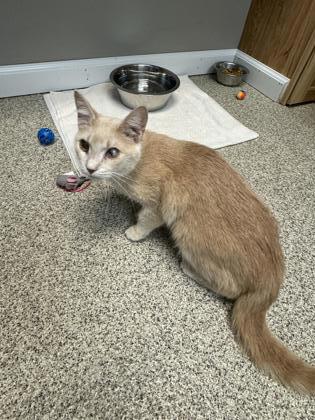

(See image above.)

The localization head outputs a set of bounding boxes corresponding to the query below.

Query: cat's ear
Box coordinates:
[119,106,148,142]
[74,91,98,128]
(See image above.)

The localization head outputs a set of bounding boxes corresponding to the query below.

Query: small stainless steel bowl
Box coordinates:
[215,62,249,87]
[110,64,180,111]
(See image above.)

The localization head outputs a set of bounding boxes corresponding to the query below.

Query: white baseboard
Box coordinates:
[0,49,289,102]
[0,49,236,98]
[235,50,290,102]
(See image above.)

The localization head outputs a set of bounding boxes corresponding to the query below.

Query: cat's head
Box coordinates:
[74,91,148,179]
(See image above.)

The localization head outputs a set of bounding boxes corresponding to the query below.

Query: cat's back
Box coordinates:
[144,132,277,231]
[144,131,247,190]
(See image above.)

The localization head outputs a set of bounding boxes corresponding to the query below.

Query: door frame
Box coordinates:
[280,30,315,105]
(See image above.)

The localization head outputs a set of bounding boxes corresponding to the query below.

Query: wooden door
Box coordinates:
[239,0,315,104]
[239,0,315,77]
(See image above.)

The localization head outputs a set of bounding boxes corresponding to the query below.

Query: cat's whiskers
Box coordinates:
[113,171,133,180]
[111,171,140,186]
[112,175,138,216]
[96,172,131,188]
[95,171,112,179]
[111,174,131,198]
[104,187,112,215]
[110,172,138,190]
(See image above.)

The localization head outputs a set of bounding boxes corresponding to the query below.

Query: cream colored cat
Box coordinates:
[74,91,315,394]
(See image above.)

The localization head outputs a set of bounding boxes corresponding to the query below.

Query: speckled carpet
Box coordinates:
[0,76,314,419]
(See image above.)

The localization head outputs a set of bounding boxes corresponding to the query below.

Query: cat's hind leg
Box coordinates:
[181,260,212,289]
[125,206,164,242]
[181,258,242,300]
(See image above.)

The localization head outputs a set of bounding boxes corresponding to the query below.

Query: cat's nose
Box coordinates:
[87,167,96,174]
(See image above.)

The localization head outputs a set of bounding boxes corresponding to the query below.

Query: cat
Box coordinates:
[74,91,315,394]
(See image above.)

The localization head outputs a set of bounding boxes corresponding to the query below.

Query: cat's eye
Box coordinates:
[105,147,120,158]
[79,139,89,153]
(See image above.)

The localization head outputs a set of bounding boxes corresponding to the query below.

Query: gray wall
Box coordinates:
[0,0,251,65]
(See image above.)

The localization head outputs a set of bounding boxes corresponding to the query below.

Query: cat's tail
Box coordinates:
[232,291,315,394]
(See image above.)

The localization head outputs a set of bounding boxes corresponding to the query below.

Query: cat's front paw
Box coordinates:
[125,225,146,242]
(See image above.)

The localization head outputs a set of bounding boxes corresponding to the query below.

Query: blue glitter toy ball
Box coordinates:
[37,128,55,145]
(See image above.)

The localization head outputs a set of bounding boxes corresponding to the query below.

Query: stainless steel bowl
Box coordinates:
[215,62,249,87]
[110,64,180,111]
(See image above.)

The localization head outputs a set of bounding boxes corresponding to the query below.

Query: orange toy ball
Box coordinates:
[236,90,246,100]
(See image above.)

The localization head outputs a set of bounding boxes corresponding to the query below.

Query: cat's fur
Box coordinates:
[74,91,315,394]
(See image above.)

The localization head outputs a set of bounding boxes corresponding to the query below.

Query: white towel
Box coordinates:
[44,75,258,175]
